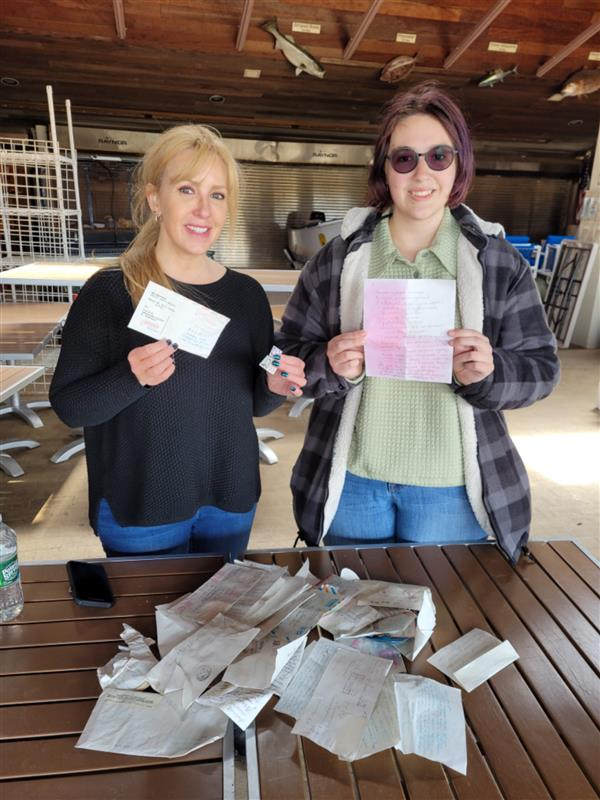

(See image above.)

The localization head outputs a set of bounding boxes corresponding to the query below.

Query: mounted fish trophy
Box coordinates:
[548,69,600,101]
[379,54,418,83]
[261,19,325,79]
[477,66,518,87]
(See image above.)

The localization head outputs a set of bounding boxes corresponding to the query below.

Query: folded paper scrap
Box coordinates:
[427,628,519,692]
[97,623,158,690]
[259,345,283,374]
[320,578,436,659]
[78,560,465,770]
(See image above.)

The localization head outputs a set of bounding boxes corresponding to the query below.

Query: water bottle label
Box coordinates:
[0,554,20,587]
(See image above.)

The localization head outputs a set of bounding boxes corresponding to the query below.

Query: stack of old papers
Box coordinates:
[76,560,517,773]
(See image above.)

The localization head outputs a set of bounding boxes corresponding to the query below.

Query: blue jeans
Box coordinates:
[96,498,256,559]
[323,472,488,547]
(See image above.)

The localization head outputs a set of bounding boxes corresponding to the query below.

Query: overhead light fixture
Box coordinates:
[1,77,20,87]
[209,95,225,104]
[243,69,261,79]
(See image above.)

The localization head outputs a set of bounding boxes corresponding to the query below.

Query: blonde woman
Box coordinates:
[51,125,305,558]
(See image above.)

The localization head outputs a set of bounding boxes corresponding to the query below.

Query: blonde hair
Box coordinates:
[117,124,239,304]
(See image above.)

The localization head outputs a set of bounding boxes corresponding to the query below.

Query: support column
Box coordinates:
[572,124,600,348]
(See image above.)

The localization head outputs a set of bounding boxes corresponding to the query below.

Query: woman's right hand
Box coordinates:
[128,339,176,387]
[326,330,367,380]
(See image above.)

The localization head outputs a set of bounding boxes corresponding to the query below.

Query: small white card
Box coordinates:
[128,280,229,358]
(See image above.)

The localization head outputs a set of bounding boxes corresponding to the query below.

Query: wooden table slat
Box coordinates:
[0,615,156,649]
[22,572,210,602]
[439,545,600,796]
[304,549,336,581]
[548,541,600,595]
[471,546,600,725]
[1,670,100,705]
[13,593,179,624]
[0,699,96,739]
[330,548,366,578]
[359,548,544,800]
[254,697,307,800]
[273,551,305,574]
[20,555,225,583]
[352,749,408,800]
[301,738,357,798]
[0,763,223,800]
[514,554,599,665]
[0,734,221,780]
[528,542,600,631]
[1,641,120,676]
[244,552,276,566]
[394,753,455,800]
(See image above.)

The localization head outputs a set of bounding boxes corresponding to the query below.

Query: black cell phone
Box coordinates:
[66,560,115,608]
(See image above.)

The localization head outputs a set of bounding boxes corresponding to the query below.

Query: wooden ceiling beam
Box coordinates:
[343,0,384,61]
[536,17,600,77]
[236,0,254,52]
[443,0,512,69]
[112,0,126,40]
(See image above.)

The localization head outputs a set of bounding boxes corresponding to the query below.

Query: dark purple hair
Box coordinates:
[367,82,474,210]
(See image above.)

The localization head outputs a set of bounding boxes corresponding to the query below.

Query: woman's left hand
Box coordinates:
[266,354,307,397]
[449,328,494,385]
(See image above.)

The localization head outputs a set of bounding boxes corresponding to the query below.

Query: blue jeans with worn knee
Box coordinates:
[96,498,256,559]
[323,471,488,547]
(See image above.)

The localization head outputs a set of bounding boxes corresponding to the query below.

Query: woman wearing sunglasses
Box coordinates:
[277,82,559,563]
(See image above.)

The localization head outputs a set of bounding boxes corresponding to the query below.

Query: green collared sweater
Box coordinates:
[348,208,465,486]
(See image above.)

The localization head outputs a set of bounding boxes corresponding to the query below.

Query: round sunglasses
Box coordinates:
[386,145,458,174]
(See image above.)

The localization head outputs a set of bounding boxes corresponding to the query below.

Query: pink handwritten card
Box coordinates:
[363,279,455,383]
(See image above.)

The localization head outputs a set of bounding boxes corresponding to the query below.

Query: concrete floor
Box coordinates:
[2,348,598,562]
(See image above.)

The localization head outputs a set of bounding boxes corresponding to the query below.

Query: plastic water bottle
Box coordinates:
[0,515,24,622]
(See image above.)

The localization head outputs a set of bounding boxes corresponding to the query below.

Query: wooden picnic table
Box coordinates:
[0,263,300,297]
[1,542,598,800]
[0,302,71,325]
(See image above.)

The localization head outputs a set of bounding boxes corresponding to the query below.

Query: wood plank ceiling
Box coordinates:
[0,0,599,163]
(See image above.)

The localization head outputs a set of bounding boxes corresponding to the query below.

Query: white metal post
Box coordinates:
[66,99,85,259]
[46,85,70,259]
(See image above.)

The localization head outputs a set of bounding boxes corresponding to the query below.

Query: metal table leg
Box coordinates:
[256,428,284,465]
[0,391,48,428]
[0,437,40,477]
[50,435,85,463]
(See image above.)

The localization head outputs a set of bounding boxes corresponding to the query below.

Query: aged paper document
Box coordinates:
[291,647,392,760]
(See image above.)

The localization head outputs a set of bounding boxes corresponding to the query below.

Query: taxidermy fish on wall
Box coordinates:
[379,54,418,83]
[261,19,326,78]
[548,69,600,101]
[477,66,518,87]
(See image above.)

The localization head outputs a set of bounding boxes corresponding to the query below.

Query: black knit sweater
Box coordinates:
[50,267,284,530]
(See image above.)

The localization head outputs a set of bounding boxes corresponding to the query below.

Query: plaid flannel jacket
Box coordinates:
[276,205,560,563]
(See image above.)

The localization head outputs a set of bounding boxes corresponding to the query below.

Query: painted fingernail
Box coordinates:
[166,339,172,345]
[289,385,297,392]
[172,343,179,350]
[281,371,288,377]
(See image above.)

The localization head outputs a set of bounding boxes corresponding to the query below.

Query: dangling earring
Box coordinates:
[155,213,162,223]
